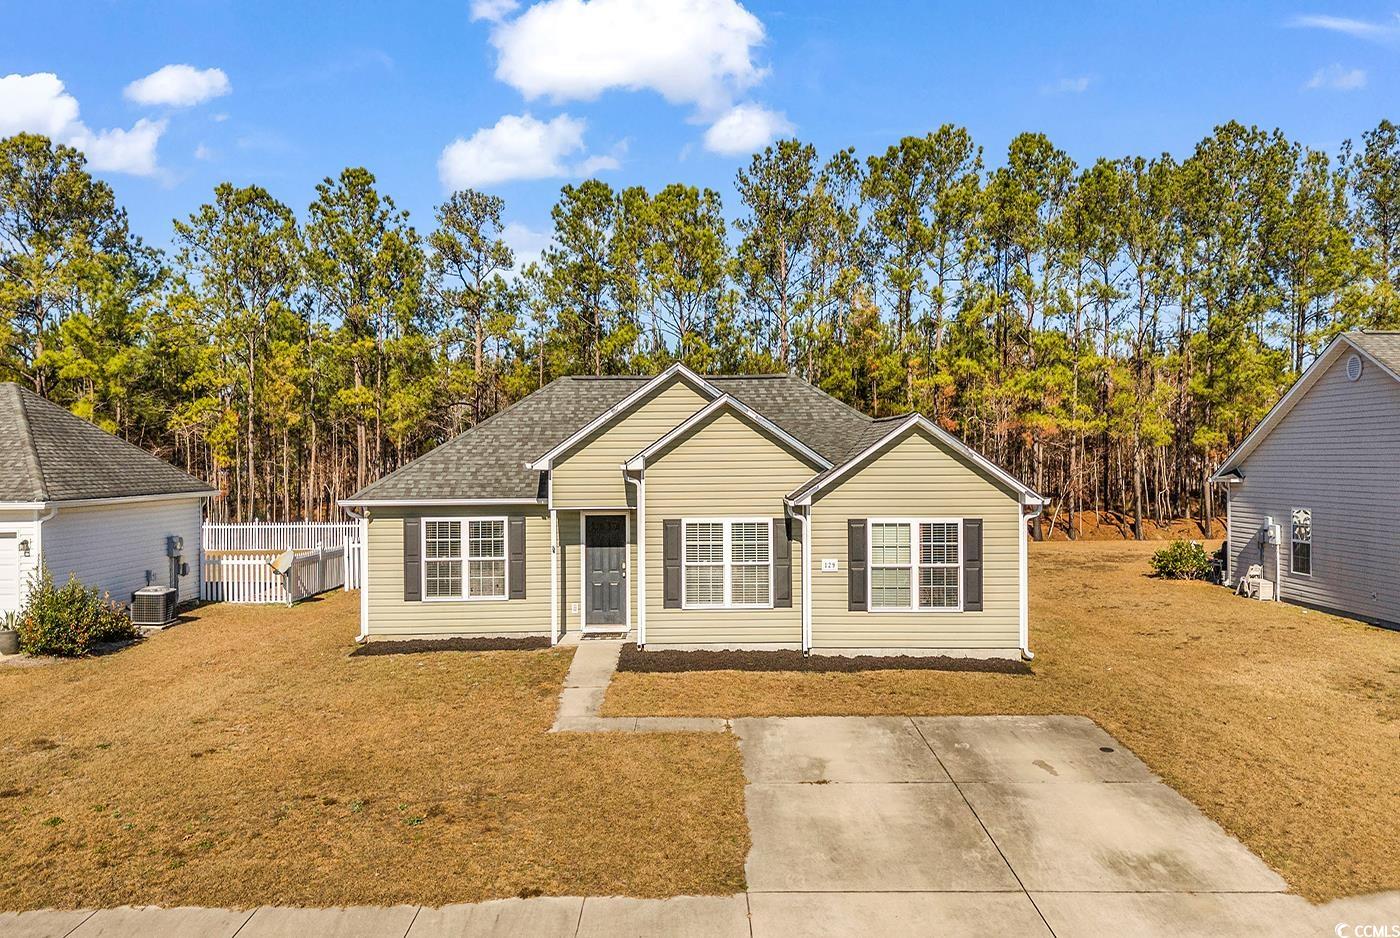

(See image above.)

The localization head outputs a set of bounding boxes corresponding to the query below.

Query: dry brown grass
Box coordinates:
[0,591,747,910]
[606,540,1400,903]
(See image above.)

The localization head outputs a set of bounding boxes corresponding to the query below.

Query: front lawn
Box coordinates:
[0,591,747,909]
[606,540,1400,903]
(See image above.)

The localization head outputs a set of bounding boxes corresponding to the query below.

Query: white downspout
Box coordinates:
[342,507,370,643]
[625,469,646,648]
[1020,501,1042,661]
[549,507,560,644]
[30,504,57,606]
[798,503,812,654]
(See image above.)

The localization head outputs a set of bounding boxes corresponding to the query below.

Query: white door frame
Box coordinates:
[0,530,21,616]
[579,510,631,634]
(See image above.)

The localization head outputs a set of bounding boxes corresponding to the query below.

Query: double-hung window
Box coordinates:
[870,519,962,611]
[423,517,507,600]
[683,519,772,608]
[1291,508,1311,576]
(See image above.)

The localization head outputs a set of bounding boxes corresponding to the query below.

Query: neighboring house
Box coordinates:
[1211,331,1400,629]
[0,383,215,615]
[341,366,1046,657]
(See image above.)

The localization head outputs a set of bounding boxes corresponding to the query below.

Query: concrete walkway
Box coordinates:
[5,638,1397,937]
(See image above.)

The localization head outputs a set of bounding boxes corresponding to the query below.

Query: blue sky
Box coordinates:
[2,1,1396,261]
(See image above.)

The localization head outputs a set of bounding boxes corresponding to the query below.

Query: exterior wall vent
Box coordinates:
[1345,353,1363,382]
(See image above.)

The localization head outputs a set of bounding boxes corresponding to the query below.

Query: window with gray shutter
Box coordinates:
[847,518,867,611]
[773,517,792,608]
[508,515,526,599]
[663,519,682,608]
[403,517,421,602]
[963,518,983,612]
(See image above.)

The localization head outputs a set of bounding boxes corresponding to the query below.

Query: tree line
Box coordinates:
[1,121,1396,532]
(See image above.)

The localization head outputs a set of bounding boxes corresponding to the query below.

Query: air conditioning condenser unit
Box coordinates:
[131,586,178,627]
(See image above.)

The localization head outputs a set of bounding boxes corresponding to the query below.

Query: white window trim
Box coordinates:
[680,517,775,611]
[867,517,964,614]
[421,515,510,602]
[1290,507,1312,578]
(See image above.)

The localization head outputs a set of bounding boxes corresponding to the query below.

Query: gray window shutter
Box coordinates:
[773,517,792,608]
[403,517,421,602]
[663,519,682,608]
[963,518,983,612]
[847,518,867,612]
[509,515,526,599]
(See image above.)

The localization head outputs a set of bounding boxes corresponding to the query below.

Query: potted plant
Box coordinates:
[0,612,19,656]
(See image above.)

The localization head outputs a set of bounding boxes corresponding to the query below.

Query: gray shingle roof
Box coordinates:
[348,373,883,502]
[785,414,910,501]
[1348,331,1400,376]
[0,383,215,503]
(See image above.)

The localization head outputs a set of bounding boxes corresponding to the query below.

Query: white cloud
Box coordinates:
[501,221,552,272]
[702,102,792,156]
[194,143,214,160]
[438,112,616,189]
[1040,75,1093,95]
[0,72,166,175]
[1305,64,1367,91]
[1288,13,1400,43]
[124,64,231,107]
[471,0,519,22]
[491,0,766,114]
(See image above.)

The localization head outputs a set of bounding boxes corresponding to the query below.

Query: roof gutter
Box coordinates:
[337,497,546,508]
[0,491,216,511]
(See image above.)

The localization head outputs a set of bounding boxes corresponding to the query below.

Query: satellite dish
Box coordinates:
[269,549,295,575]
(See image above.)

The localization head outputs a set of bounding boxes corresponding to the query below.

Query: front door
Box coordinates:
[584,515,627,628]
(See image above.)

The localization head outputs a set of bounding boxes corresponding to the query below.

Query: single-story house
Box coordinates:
[342,366,1045,657]
[1211,331,1400,629]
[0,383,215,616]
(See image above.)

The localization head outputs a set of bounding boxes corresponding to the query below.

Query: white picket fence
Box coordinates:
[201,521,363,604]
[202,521,360,553]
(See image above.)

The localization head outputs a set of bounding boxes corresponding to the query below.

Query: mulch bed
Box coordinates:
[350,636,553,657]
[617,644,1031,674]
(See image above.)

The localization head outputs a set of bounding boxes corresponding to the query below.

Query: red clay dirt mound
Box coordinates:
[1036,510,1225,542]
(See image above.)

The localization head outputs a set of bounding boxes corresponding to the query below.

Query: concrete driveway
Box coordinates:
[736,714,1310,936]
[5,641,1397,936]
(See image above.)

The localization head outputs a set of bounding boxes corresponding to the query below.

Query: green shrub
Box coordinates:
[1149,539,1213,580]
[14,567,137,657]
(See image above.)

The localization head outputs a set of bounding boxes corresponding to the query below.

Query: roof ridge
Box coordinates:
[6,384,47,501]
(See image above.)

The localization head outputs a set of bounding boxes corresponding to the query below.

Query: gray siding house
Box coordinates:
[1212,332,1400,628]
[0,384,215,615]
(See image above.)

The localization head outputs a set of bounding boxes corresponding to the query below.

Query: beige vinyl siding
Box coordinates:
[1227,350,1400,625]
[809,428,1022,649]
[551,379,708,508]
[643,409,814,646]
[365,506,550,637]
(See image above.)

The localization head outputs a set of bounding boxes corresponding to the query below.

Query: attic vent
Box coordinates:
[1346,353,1363,382]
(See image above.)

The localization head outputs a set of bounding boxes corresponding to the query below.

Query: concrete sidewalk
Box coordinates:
[6,639,1398,937]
